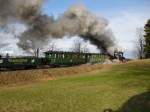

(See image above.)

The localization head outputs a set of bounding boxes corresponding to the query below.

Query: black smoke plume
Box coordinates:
[0,1,116,54]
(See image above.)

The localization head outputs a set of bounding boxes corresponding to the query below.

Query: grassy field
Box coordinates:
[0,60,150,112]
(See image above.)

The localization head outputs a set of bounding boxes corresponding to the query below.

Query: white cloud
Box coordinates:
[107,9,150,58]
[0,23,26,56]
[47,36,99,52]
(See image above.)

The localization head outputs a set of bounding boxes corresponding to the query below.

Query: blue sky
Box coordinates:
[43,0,150,17]
[42,0,150,58]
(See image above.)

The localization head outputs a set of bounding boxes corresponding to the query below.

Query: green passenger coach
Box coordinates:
[0,51,108,70]
[44,51,107,66]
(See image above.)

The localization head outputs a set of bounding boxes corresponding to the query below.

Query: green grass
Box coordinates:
[0,60,150,112]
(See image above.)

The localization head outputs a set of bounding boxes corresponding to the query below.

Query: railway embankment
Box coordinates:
[0,64,106,85]
[1,59,149,86]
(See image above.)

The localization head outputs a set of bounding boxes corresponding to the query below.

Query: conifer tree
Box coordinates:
[144,19,150,58]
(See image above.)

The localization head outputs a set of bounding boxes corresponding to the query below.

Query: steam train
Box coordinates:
[0,51,108,70]
[0,50,126,70]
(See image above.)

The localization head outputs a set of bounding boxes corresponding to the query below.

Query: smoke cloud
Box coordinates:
[0,0,116,54]
[0,43,9,48]
[51,5,116,53]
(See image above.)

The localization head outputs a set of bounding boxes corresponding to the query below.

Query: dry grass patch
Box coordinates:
[0,64,106,85]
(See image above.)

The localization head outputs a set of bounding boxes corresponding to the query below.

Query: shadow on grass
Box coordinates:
[104,90,150,112]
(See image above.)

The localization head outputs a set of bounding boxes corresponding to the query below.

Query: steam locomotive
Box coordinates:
[0,51,108,70]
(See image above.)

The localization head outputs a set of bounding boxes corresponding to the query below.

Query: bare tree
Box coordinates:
[34,48,39,57]
[82,43,90,53]
[135,28,145,59]
[71,39,90,53]
[49,42,57,51]
[71,39,83,52]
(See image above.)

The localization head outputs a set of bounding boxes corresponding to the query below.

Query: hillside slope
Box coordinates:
[0,60,150,112]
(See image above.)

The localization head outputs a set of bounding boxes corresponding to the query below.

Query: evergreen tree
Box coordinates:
[144,19,150,58]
